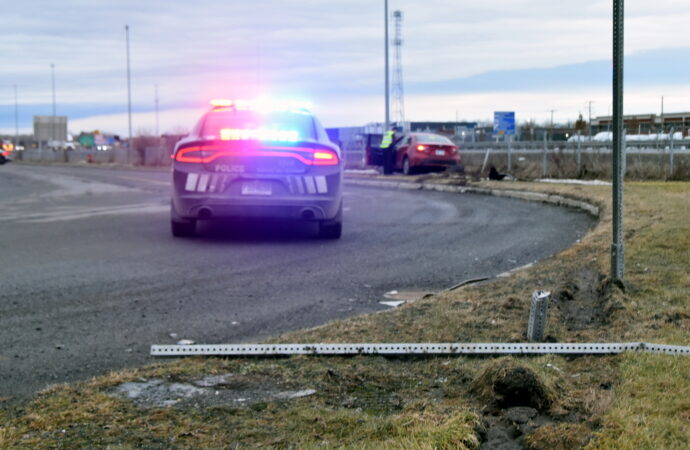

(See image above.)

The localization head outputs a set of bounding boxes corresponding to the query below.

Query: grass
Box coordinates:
[1,179,689,448]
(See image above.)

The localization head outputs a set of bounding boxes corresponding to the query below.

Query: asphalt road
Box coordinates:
[0,164,593,401]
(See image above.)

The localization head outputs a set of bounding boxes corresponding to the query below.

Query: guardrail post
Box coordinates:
[527,290,550,341]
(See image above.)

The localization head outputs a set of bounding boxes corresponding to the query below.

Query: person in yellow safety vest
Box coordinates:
[380,129,395,149]
[380,127,402,175]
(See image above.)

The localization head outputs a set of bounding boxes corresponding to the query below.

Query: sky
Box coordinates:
[1,0,689,136]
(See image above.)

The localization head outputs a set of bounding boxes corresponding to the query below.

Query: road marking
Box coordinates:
[108,174,170,187]
[0,203,169,223]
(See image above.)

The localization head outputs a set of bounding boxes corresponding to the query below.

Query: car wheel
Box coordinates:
[402,156,414,175]
[318,201,342,239]
[170,200,196,237]
[171,220,196,237]
[318,221,342,239]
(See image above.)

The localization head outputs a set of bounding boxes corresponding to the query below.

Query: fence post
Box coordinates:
[481,146,492,176]
[669,127,675,177]
[507,135,512,172]
[542,133,548,177]
[576,131,582,177]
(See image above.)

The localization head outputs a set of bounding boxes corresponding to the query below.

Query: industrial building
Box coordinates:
[592,112,690,136]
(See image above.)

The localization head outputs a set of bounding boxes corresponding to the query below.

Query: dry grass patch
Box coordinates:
[1,180,689,448]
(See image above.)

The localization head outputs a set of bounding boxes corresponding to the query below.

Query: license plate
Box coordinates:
[435,150,445,156]
[241,181,272,196]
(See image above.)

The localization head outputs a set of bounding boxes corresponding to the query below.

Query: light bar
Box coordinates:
[209,99,312,114]
[219,128,299,142]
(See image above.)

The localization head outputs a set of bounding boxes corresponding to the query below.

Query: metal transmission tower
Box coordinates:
[391,10,405,129]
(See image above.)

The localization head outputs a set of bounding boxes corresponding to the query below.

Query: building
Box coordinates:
[592,112,690,136]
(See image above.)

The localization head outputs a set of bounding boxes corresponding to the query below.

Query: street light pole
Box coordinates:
[611,0,625,282]
[51,63,56,142]
[155,84,160,137]
[14,85,19,148]
[125,25,133,163]
[384,0,390,131]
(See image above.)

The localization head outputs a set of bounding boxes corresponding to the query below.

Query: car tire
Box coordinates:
[318,221,342,239]
[318,201,342,239]
[171,220,196,238]
[402,156,414,175]
[170,200,196,237]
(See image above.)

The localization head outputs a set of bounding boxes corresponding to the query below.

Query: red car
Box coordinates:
[393,132,461,175]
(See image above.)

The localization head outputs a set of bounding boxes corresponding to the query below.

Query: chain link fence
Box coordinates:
[455,138,690,180]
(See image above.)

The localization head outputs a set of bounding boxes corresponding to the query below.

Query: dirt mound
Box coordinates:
[473,360,552,411]
[473,360,562,449]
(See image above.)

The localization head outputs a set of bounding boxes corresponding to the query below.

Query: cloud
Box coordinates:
[1,0,689,132]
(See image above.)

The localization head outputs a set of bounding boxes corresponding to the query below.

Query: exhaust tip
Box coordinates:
[300,209,316,220]
[198,207,213,219]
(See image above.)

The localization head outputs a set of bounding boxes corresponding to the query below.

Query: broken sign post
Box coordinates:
[527,290,550,342]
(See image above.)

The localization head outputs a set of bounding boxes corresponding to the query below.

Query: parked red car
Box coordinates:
[393,132,461,175]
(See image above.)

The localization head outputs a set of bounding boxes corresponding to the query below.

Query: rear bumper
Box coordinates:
[412,156,460,167]
[171,168,342,220]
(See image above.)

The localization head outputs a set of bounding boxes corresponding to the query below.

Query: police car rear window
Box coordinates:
[200,110,317,141]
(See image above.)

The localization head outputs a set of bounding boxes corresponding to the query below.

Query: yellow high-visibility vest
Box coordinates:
[380,130,395,148]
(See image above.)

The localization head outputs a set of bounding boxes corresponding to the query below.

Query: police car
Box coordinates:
[170,99,343,238]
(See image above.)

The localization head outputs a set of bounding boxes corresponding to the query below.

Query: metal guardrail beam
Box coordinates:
[151,342,690,357]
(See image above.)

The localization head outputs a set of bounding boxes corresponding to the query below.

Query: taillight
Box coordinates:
[417,145,426,152]
[175,146,213,163]
[174,142,339,166]
[313,150,338,165]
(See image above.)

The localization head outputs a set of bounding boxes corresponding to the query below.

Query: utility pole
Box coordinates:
[660,95,664,132]
[548,109,556,140]
[384,0,390,131]
[611,0,625,282]
[125,25,133,163]
[155,84,160,137]
[391,10,405,129]
[51,63,56,142]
